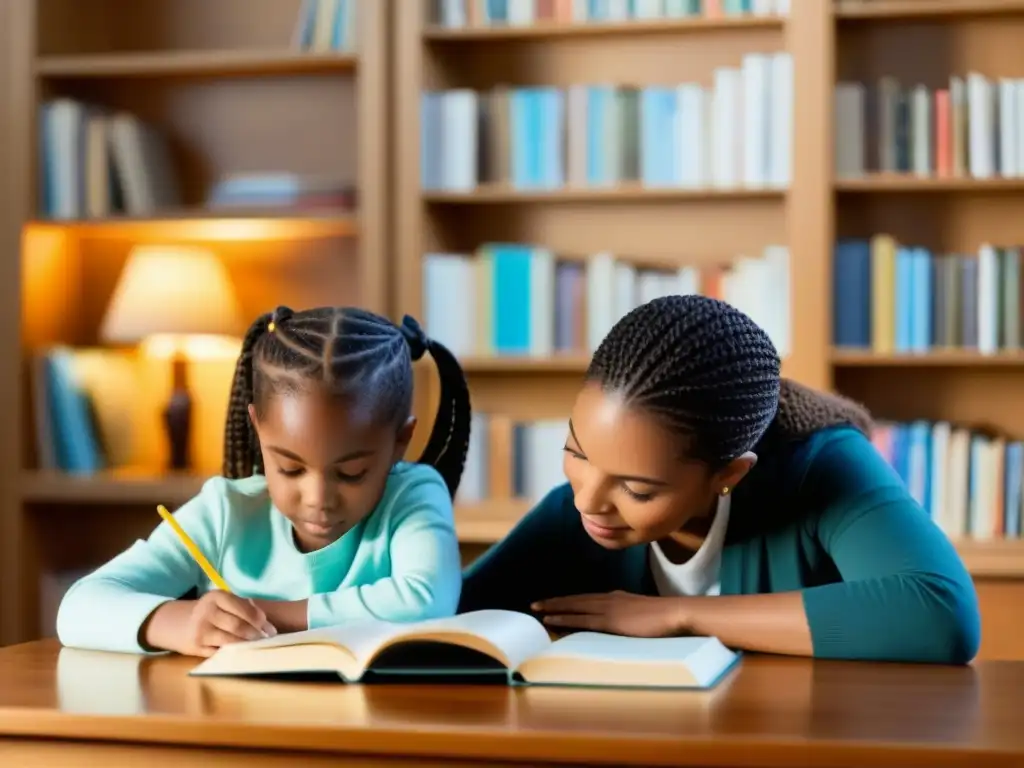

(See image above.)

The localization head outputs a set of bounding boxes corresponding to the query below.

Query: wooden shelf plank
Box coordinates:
[954,539,1024,578]
[832,349,1024,367]
[26,211,357,241]
[35,50,357,79]
[836,0,1024,20]
[21,470,208,506]
[423,16,784,41]
[836,175,1024,192]
[20,473,1024,575]
[461,355,590,374]
[424,183,785,204]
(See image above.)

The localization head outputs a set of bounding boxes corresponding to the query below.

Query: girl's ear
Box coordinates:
[392,415,417,463]
[247,403,260,436]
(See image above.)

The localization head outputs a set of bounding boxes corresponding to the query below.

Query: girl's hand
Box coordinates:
[144,591,277,657]
[531,591,689,638]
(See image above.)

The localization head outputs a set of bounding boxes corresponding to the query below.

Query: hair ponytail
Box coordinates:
[399,315,472,499]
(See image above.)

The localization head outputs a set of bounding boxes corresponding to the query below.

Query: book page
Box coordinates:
[382,610,553,670]
[219,618,403,668]
[542,632,720,664]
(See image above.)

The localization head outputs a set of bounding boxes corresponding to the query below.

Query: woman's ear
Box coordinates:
[714,451,757,496]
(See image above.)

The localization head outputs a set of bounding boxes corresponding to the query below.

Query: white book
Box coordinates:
[742,53,770,188]
[768,53,793,188]
[606,0,630,20]
[566,85,589,186]
[712,67,741,189]
[999,78,1018,177]
[613,261,638,321]
[423,254,476,356]
[1016,80,1024,180]
[967,73,994,179]
[440,90,479,191]
[632,0,664,19]
[976,244,998,354]
[928,421,951,535]
[190,609,741,690]
[675,83,706,188]
[456,414,489,504]
[440,0,466,27]
[587,252,618,352]
[529,248,556,356]
[507,0,534,25]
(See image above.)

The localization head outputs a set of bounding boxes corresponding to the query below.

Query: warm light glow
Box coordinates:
[101,245,244,344]
[140,334,243,360]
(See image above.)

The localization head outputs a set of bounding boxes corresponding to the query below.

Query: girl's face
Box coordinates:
[562,382,753,550]
[249,385,414,553]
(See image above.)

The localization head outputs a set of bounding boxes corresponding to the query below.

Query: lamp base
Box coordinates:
[164,388,192,471]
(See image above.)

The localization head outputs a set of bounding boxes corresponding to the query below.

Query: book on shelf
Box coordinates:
[835,74,1024,179]
[190,608,740,690]
[832,236,1019,355]
[873,420,1023,541]
[292,0,357,53]
[424,244,790,358]
[39,99,182,219]
[431,0,789,28]
[421,53,792,192]
[205,173,357,211]
[458,414,569,504]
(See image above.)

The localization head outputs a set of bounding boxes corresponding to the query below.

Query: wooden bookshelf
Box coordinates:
[832,1,1024,659]
[0,0,389,646]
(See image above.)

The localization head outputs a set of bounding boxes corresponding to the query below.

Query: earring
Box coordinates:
[720,486,730,496]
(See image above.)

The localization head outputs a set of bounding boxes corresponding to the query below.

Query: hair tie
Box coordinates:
[269,305,294,333]
[399,315,430,361]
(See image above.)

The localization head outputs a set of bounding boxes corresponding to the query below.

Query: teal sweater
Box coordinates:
[460,426,981,664]
[57,462,463,654]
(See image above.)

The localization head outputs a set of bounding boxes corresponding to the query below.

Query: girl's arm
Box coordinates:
[55,478,228,654]
[264,466,463,633]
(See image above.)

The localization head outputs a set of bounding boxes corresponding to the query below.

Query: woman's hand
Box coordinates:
[531,591,689,638]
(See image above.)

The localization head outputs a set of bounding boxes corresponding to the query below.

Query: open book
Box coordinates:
[190,609,740,690]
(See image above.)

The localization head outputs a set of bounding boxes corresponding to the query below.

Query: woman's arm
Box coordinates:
[56,478,226,653]
[537,429,981,665]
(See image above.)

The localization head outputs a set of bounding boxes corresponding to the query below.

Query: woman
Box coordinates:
[460,295,980,664]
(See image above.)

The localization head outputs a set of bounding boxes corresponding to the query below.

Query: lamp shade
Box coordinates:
[100,245,243,343]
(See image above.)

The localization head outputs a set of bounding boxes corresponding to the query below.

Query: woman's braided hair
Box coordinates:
[223,305,471,498]
[587,294,872,468]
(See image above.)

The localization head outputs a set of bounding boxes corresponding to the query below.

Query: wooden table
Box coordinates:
[1,640,1023,767]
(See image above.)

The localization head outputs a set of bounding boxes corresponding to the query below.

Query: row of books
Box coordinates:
[421,53,793,192]
[458,414,566,504]
[432,0,790,27]
[39,98,181,220]
[874,420,1022,540]
[293,0,357,52]
[423,244,790,358]
[835,75,1024,180]
[833,236,1021,355]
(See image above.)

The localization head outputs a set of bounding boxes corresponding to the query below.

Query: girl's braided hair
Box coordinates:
[223,305,471,498]
[586,295,871,467]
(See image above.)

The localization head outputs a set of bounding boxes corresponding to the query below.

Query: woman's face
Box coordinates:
[562,382,751,550]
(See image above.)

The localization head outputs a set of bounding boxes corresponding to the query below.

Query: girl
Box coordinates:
[57,306,470,657]
[460,295,981,665]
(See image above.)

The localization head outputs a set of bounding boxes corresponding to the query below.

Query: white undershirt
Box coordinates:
[649,493,731,597]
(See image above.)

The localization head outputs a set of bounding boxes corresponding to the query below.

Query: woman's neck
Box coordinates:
[658,494,720,563]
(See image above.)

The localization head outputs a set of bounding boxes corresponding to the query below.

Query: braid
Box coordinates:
[587,295,781,466]
[223,311,273,478]
[220,306,472,498]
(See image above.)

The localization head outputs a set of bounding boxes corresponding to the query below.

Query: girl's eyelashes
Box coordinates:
[276,467,368,483]
[335,469,368,483]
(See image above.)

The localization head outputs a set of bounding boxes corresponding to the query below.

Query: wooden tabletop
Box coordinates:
[1,639,1023,767]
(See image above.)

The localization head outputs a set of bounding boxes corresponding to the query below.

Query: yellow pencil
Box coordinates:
[156,504,233,593]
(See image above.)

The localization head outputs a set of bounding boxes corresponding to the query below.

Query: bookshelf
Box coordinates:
[396,0,1024,660]
[832,0,1024,658]
[0,0,388,646]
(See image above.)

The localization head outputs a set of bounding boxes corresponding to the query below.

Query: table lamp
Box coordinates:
[100,245,243,471]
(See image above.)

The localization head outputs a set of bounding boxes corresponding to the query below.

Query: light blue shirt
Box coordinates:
[56,462,462,654]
